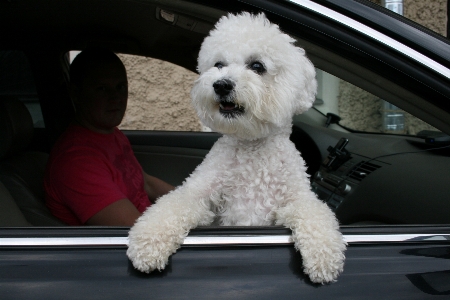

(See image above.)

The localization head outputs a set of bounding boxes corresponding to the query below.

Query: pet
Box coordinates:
[127,12,346,284]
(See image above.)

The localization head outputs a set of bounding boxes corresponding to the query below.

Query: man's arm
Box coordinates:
[86,199,141,226]
[84,172,174,226]
[143,172,175,203]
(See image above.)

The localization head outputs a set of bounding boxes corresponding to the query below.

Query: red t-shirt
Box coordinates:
[44,125,151,225]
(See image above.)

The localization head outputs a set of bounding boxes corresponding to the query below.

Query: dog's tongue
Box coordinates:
[221,102,235,111]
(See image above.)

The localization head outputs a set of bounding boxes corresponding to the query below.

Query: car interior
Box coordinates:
[1,0,449,228]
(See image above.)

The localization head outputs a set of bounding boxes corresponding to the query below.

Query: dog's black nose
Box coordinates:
[213,79,234,97]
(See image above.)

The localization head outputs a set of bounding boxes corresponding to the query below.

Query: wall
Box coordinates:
[118,54,202,131]
[404,0,448,36]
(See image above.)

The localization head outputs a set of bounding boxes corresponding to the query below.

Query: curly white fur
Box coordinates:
[127,12,346,284]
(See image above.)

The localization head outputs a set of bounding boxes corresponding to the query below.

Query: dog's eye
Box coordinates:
[214,62,224,69]
[249,61,266,74]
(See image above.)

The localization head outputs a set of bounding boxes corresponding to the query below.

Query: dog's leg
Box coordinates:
[127,142,226,273]
[275,190,346,284]
[127,187,214,273]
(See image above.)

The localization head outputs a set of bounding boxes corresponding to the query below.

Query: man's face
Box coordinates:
[73,60,128,134]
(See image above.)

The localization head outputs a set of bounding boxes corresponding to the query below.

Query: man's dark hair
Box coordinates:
[70,48,124,86]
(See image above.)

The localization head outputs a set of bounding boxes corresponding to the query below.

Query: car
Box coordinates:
[1,0,450,298]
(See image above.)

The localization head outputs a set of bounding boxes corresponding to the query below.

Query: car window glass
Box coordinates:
[0,50,44,128]
[314,69,438,135]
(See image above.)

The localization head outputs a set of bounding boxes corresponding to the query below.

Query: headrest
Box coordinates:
[0,96,34,159]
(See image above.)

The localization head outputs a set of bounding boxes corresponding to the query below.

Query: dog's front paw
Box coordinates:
[126,236,173,273]
[127,220,184,273]
[300,239,346,284]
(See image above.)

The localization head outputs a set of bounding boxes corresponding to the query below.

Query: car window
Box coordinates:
[0,50,45,128]
[314,69,438,135]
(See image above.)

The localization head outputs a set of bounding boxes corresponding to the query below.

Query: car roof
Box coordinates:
[2,0,449,71]
[0,0,223,72]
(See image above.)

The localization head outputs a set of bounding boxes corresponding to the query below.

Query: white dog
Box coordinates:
[127,12,346,284]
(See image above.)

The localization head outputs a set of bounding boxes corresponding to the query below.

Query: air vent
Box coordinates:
[348,161,381,181]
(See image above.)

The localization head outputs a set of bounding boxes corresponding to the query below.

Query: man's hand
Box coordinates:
[143,172,175,203]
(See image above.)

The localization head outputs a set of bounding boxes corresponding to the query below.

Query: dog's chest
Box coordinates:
[222,147,285,190]
[214,140,292,225]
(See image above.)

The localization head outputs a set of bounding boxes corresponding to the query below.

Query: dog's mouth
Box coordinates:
[219,100,245,117]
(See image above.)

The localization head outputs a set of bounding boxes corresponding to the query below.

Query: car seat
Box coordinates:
[0,96,65,226]
[0,180,30,226]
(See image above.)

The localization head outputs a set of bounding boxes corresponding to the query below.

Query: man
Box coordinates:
[44,48,173,226]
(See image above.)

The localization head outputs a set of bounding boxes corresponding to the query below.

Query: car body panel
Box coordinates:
[1,227,450,299]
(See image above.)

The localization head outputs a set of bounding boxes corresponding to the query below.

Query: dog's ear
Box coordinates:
[292,49,317,115]
[272,46,316,116]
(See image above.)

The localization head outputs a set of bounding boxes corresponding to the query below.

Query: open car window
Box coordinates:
[1,0,448,229]
[17,48,446,228]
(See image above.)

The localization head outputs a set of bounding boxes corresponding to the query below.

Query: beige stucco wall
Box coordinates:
[120,1,447,134]
[118,54,202,131]
[404,0,448,36]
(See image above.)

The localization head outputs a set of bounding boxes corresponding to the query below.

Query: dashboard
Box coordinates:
[293,122,450,225]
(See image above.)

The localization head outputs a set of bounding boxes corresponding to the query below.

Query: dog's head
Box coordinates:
[191,12,316,140]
